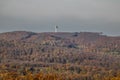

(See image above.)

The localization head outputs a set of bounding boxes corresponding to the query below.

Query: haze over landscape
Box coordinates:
[0,1,120,80]
[0,0,120,36]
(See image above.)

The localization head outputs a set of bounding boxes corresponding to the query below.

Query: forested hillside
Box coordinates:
[0,31,120,80]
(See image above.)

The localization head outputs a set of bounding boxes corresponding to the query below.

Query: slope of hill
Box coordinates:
[0,31,120,80]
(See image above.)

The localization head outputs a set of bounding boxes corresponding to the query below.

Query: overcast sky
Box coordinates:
[0,0,120,36]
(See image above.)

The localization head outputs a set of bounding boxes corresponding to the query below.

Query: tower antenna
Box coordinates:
[55,26,58,32]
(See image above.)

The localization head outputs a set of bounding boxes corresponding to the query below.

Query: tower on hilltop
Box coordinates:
[55,26,58,32]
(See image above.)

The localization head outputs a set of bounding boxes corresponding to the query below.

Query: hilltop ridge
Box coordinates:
[0,31,119,63]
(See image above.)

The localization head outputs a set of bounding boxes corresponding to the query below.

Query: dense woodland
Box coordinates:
[0,31,120,80]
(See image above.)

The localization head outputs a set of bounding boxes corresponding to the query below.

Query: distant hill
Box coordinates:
[0,31,119,63]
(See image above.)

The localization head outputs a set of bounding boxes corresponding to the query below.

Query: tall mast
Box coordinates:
[55,26,58,32]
